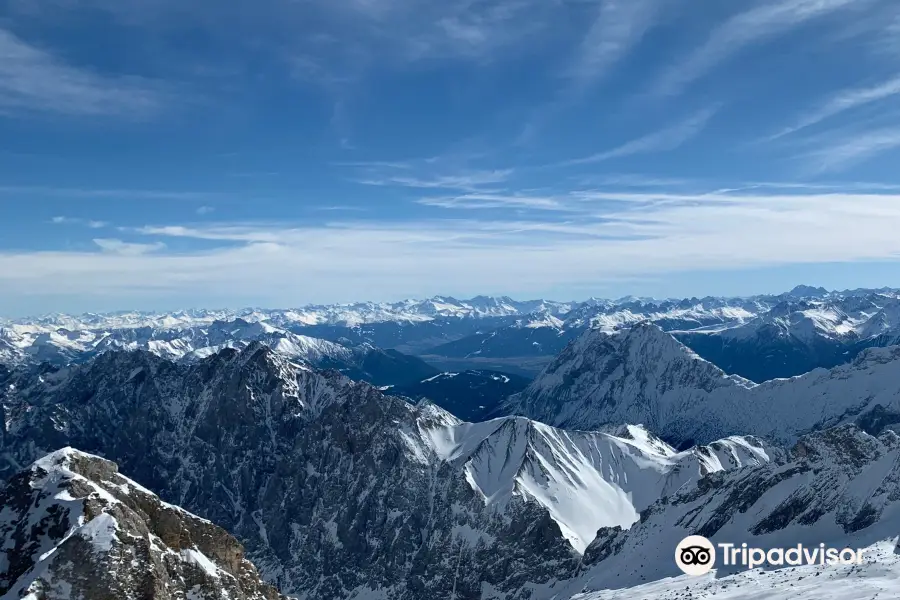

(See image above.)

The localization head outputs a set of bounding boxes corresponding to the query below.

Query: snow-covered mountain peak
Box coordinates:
[503,321,900,446]
[501,324,751,437]
[419,413,771,552]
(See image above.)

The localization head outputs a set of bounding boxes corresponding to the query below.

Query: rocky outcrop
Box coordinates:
[0,448,288,600]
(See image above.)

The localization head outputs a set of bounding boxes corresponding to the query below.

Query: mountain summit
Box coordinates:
[502,323,900,445]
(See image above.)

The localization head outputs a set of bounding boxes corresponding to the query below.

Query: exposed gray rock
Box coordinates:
[0,448,287,600]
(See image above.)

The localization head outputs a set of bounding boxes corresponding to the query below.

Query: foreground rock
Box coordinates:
[0,448,288,600]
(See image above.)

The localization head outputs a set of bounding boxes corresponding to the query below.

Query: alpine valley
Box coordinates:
[2,286,900,599]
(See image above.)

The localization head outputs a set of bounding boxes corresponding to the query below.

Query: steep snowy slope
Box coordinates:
[0,346,766,599]
[553,425,900,597]
[423,418,771,552]
[503,323,900,446]
[0,448,287,600]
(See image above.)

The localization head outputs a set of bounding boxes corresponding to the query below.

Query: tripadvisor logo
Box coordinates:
[675,535,868,576]
[675,536,716,576]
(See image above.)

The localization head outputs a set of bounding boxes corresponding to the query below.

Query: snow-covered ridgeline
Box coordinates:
[504,323,900,445]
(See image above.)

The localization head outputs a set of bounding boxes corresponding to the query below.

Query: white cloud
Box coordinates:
[562,107,718,165]
[4,189,900,308]
[0,27,169,117]
[417,192,566,211]
[772,74,900,139]
[805,126,900,173]
[51,216,109,228]
[357,169,514,192]
[568,0,659,89]
[196,206,215,215]
[654,0,863,97]
[93,238,167,256]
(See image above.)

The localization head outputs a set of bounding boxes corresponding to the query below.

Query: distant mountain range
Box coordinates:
[4,285,900,598]
[6,287,900,383]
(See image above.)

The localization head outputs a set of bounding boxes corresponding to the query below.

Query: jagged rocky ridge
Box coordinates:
[0,344,768,599]
[0,448,287,600]
[502,323,900,447]
[548,424,900,598]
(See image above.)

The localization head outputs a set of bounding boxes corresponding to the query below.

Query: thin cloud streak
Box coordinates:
[93,238,167,256]
[805,126,900,173]
[771,74,900,139]
[51,216,109,228]
[0,27,170,117]
[654,0,862,97]
[561,107,718,165]
[355,169,514,192]
[568,0,659,89]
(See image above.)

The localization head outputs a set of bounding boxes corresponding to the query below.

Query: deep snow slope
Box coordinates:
[548,425,900,597]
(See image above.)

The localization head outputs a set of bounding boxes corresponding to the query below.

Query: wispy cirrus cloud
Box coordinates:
[771,74,900,139]
[0,27,171,117]
[357,169,514,192]
[417,192,566,211]
[654,0,864,97]
[51,216,109,228]
[567,0,660,90]
[804,125,900,173]
[561,107,718,165]
[93,238,166,256]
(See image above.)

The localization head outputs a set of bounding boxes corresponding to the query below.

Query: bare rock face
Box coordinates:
[0,448,288,600]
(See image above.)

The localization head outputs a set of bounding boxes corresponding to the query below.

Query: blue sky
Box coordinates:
[2,0,900,315]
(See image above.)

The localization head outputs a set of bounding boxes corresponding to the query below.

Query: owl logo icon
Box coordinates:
[675,535,716,576]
